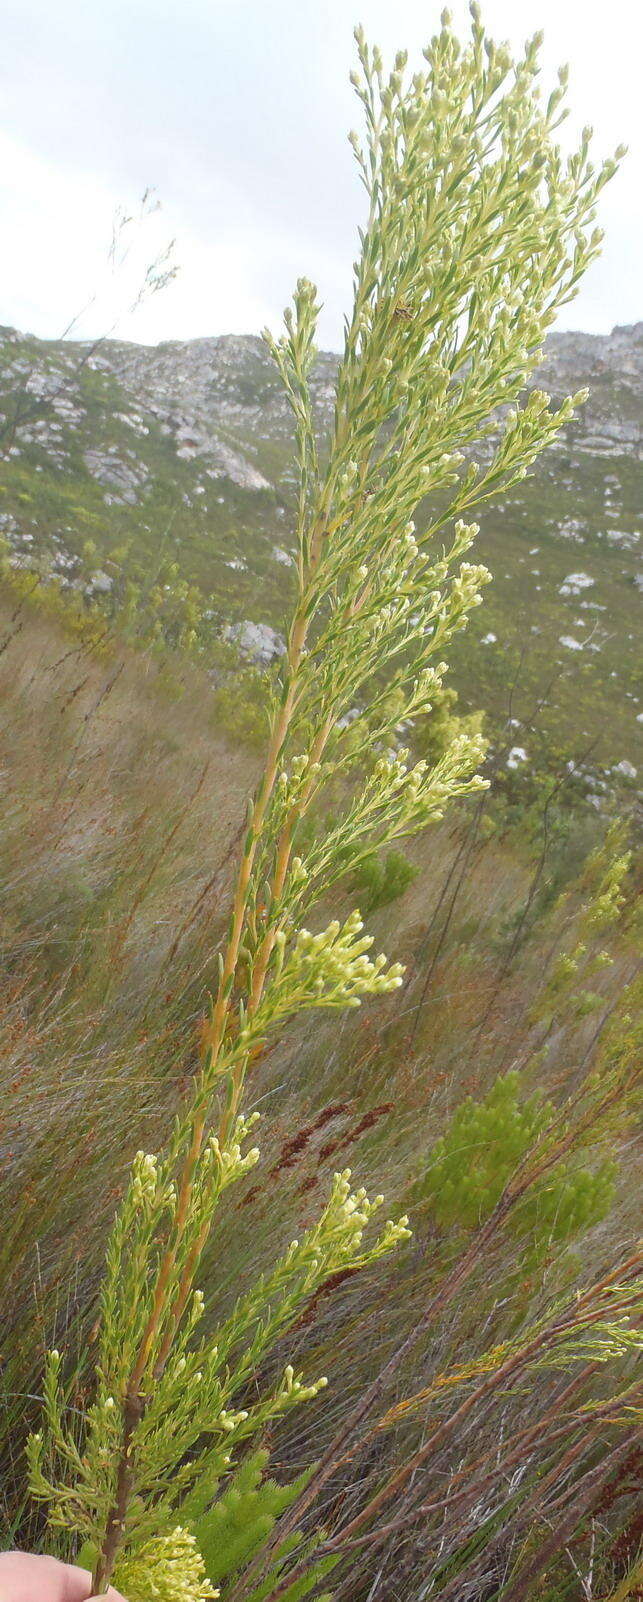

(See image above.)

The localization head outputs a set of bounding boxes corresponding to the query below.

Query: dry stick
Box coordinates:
[372,1347,600,1457]
[0,577,42,658]
[431,1427,614,1602]
[41,626,111,679]
[412,1419,612,1555]
[329,1421,605,1602]
[331,1363,603,1558]
[229,1135,639,1602]
[495,1432,640,1602]
[262,1308,639,1602]
[308,1301,599,1550]
[58,674,92,716]
[361,1374,642,1588]
[0,615,25,659]
[80,661,125,728]
[53,662,126,805]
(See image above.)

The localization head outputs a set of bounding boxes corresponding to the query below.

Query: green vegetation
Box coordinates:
[0,576,640,1601]
[352,848,419,913]
[415,1070,616,1266]
[2,318,641,780]
[0,10,640,1602]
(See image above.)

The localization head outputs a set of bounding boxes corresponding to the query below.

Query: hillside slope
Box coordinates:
[1,588,638,1499]
[1,320,641,785]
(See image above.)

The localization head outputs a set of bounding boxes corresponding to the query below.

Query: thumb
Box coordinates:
[0,1554,128,1601]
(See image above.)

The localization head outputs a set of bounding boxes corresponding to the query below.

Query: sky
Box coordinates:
[1,0,641,352]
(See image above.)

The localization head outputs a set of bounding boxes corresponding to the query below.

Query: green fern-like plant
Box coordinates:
[77,1450,335,1602]
[415,1070,616,1267]
[352,847,418,913]
[192,1451,334,1601]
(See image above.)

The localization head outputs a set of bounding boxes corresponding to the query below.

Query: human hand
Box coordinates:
[0,1551,127,1601]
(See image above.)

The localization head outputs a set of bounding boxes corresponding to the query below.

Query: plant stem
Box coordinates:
[91,1392,144,1593]
[92,550,325,1589]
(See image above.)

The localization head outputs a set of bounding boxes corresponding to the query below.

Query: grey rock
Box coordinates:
[87,569,113,594]
[223,620,286,665]
[83,448,149,504]
[559,572,595,596]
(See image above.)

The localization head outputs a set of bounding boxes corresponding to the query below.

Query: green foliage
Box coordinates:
[531,820,632,1027]
[415,1071,616,1267]
[192,1449,334,1600]
[352,847,418,913]
[211,668,272,750]
[23,8,628,1598]
[193,1450,298,1585]
[27,1155,408,1553]
[413,684,486,770]
[244,1565,334,1602]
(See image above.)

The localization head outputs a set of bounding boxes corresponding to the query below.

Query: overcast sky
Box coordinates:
[1,0,641,351]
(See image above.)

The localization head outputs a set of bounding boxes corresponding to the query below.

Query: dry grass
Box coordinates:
[0,590,257,1466]
[0,584,639,1591]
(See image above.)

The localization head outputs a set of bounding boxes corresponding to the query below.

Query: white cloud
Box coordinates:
[1,0,641,348]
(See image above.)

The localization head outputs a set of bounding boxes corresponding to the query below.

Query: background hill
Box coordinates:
[1,319,641,797]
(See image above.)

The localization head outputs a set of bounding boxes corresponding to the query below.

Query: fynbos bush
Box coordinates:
[25,8,636,1600]
[352,847,419,912]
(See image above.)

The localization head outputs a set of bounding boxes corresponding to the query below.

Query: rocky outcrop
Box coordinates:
[83,448,149,505]
[223,620,286,665]
[0,318,640,787]
[2,322,642,501]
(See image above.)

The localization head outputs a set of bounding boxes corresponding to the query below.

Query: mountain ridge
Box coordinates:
[1,318,641,791]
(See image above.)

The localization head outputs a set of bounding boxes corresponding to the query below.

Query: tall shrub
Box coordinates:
[26,8,630,1598]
